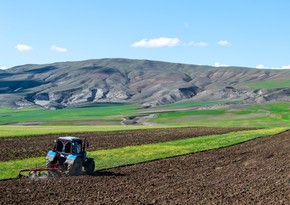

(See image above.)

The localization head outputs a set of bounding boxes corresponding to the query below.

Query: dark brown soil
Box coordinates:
[0,127,250,161]
[1,129,290,204]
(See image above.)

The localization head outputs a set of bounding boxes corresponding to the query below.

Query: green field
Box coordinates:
[0,103,138,125]
[0,125,170,138]
[152,102,290,128]
[0,127,285,180]
[1,101,290,129]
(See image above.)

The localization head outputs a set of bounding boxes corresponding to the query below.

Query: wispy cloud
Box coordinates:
[51,45,67,53]
[186,41,208,47]
[217,40,230,46]
[213,62,229,67]
[131,37,181,48]
[16,44,33,52]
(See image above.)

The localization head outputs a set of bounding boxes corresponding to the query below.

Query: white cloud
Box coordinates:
[281,64,290,69]
[185,41,208,47]
[51,45,67,53]
[213,62,229,67]
[0,66,8,70]
[16,44,33,52]
[256,64,265,69]
[131,37,181,48]
[255,64,290,69]
[217,40,230,46]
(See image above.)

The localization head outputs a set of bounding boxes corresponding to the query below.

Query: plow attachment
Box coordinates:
[19,167,62,179]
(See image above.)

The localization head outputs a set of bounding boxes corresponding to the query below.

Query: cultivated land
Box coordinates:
[2,127,273,180]
[1,129,290,204]
[0,127,251,161]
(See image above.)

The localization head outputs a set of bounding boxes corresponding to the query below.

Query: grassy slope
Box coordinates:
[245,79,290,90]
[0,128,286,179]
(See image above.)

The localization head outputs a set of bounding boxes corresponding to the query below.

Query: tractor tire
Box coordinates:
[67,157,83,176]
[85,158,95,175]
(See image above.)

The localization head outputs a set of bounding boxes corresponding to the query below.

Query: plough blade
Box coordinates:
[18,167,62,178]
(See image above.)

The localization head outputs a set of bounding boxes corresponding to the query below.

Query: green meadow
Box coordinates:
[0,128,285,179]
[0,103,138,125]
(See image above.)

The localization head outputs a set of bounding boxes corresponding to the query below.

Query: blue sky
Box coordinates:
[1,0,290,69]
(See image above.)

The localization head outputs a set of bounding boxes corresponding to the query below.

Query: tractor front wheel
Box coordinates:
[68,157,83,176]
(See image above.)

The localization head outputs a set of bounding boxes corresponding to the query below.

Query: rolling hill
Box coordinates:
[1,58,290,109]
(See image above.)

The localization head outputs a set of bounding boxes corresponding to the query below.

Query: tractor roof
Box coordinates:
[58,136,81,141]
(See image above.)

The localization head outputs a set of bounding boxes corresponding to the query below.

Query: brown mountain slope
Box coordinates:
[1,58,290,109]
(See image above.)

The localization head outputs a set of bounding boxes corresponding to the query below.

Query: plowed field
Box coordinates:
[0,127,249,161]
[1,129,290,204]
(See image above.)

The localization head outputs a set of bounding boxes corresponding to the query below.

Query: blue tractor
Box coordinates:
[45,136,95,176]
[19,136,95,178]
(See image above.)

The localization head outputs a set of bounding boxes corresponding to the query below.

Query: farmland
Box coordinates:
[1,101,290,128]
[0,127,258,179]
[1,102,290,204]
[0,103,138,125]
[150,102,290,127]
[0,127,290,204]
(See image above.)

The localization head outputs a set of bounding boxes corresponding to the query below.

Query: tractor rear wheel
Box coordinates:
[68,157,83,176]
[85,158,95,175]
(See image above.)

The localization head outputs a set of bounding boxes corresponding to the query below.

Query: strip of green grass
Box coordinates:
[0,127,286,180]
[0,125,170,138]
[90,127,286,169]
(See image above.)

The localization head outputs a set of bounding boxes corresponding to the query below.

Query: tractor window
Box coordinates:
[56,141,63,152]
[64,142,71,153]
[72,142,81,154]
[77,143,82,153]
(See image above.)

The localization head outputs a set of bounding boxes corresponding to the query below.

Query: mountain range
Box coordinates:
[1,58,290,109]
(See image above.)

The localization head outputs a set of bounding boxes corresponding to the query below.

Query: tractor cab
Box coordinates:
[54,136,83,155]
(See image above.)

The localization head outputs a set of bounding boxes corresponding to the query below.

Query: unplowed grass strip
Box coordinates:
[0,127,286,180]
[91,127,287,169]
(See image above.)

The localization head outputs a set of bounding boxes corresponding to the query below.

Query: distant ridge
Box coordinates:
[1,58,290,109]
